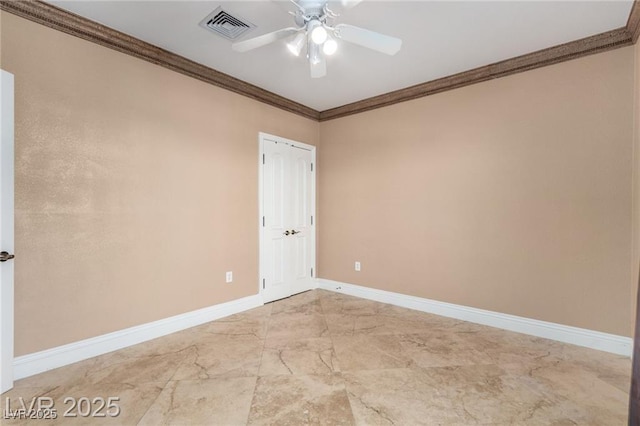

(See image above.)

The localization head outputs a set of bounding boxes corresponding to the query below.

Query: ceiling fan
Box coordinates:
[231,0,402,78]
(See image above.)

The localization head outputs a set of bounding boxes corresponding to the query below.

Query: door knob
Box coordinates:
[0,251,14,262]
[291,230,300,235]
[283,230,290,236]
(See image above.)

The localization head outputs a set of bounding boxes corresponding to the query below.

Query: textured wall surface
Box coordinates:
[1,12,319,355]
[319,47,635,337]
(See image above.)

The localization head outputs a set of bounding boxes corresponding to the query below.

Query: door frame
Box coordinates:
[1,69,15,393]
[258,132,316,302]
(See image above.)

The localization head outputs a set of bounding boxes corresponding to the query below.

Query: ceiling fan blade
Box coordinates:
[310,54,327,79]
[340,0,363,9]
[232,27,299,53]
[334,24,402,55]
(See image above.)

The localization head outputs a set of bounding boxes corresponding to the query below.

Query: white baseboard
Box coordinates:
[13,294,263,380]
[316,279,632,357]
[13,282,632,382]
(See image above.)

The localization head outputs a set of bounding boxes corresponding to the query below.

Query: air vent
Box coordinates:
[199,7,256,41]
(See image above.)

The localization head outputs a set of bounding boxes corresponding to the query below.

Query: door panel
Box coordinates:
[260,135,315,303]
[1,70,15,393]
[272,239,285,284]
[262,139,293,303]
[292,155,308,228]
[294,236,307,278]
[270,152,286,229]
[289,145,314,295]
[630,263,639,423]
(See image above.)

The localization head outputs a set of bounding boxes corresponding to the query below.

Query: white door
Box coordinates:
[0,70,15,393]
[260,133,315,303]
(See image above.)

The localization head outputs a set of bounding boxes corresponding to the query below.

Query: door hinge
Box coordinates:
[262,278,265,289]
[262,154,265,164]
[311,267,313,277]
[311,216,313,226]
[262,216,265,227]
[311,163,313,172]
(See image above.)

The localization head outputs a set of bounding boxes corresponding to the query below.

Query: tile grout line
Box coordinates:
[244,303,273,425]
[316,290,359,425]
[134,344,196,425]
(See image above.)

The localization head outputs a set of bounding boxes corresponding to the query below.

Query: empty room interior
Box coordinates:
[1,0,640,424]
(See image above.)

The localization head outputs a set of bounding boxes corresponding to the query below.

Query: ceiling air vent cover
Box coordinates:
[199,7,256,41]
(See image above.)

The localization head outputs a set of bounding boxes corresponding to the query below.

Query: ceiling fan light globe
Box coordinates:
[286,44,299,56]
[286,32,306,56]
[323,39,338,55]
[311,25,327,44]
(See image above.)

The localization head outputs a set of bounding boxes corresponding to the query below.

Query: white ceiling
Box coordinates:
[48,0,634,111]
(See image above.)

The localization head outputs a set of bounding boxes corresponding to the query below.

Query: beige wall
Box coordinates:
[319,47,635,337]
[1,12,320,355]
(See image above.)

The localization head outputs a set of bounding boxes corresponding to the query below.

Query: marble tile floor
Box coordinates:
[2,289,632,425]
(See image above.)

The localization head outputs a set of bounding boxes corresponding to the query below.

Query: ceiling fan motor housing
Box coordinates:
[295,7,328,28]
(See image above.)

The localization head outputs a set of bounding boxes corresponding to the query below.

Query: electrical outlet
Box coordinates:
[355,261,361,272]
[225,271,233,283]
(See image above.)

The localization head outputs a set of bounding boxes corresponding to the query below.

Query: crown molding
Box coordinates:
[0,0,320,121]
[1,0,638,123]
[319,26,634,121]
[628,0,640,43]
